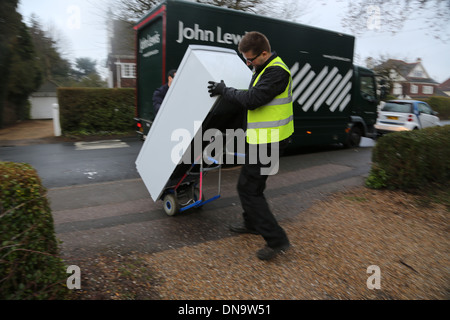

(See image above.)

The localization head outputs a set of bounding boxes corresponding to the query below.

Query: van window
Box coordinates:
[360,76,376,101]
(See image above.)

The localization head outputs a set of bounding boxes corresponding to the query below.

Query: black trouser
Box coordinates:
[237,138,290,248]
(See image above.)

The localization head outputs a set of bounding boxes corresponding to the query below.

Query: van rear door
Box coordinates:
[135,5,166,122]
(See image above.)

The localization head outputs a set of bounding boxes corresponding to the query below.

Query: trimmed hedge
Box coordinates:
[0,162,67,300]
[418,96,450,120]
[57,88,135,135]
[366,125,450,190]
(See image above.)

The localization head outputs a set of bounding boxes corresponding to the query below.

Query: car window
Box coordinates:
[418,103,432,115]
[381,102,413,113]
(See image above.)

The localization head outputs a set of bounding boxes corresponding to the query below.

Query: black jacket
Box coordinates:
[152,84,169,116]
[221,52,290,111]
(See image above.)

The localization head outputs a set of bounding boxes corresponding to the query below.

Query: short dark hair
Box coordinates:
[238,31,271,55]
[168,69,177,79]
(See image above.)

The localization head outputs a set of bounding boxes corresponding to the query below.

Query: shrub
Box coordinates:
[418,96,450,120]
[0,162,67,300]
[57,88,135,135]
[366,125,450,190]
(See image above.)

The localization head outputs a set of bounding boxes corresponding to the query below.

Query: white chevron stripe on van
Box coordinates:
[293,71,316,103]
[315,73,342,111]
[330,82,352,112]
[326,69,352,106]
[299,66,328,107]
[292,63,312,101]
[290,63,353,113]
[310,67,339,112]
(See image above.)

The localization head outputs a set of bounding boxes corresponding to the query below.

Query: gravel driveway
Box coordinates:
[71,187,449,300]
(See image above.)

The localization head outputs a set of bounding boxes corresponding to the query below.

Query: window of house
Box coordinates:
[410,84,418,94]
[422,85,433,94]
[121,63,136,78]
[413,70,424,78]
[393,83,402,95]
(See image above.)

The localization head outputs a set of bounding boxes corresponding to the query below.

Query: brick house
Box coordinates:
[107,19,136,88]
[375,58,440,99]
[437,78,450,97]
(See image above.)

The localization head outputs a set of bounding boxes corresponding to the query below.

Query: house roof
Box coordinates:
[35,80,59,93]
[375,59,439,85]
[31,80,59,97]
[384,59,417,75]
[434,87,450,97]
[438,78,450,91]
[408,77,440,84]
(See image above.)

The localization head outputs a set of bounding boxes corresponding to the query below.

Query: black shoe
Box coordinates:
[229,222,259,235]
[256,243,290,261]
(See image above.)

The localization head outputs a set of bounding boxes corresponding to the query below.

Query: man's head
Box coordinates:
[238,31,271,67]
[167,69,177,87]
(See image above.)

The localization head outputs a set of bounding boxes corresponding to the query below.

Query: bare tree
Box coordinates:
[111,0,317,23]
[258,0,315,23]
[110,0,265,21]
[340,0,450,42]
[42,19,73,60]
[195,0,264,12]
[111,0,160,21]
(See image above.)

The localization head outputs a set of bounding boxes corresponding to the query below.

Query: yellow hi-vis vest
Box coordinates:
[247,57,294,144]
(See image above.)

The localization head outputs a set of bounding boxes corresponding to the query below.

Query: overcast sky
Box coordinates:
[18,0,450,83]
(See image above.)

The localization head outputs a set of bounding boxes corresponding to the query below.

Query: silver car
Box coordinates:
[375,100,441,135]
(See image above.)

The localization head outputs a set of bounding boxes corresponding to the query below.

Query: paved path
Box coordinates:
[48,145,373,262]
[0,120,375,262]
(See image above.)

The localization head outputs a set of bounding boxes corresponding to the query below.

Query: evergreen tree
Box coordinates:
[27,15,72,85]
[7,22,43,119]
[0,0,42,127]
[70,57,107,87]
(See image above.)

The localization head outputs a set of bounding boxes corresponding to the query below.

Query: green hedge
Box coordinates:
[366,125,450,190]
[0,162,67,300]
[418,96,450,120]
[57,88,135,135]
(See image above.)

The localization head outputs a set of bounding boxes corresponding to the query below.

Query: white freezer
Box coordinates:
[136,45,252,202]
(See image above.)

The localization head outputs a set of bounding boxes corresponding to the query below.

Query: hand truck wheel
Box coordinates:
[163,193,179,216]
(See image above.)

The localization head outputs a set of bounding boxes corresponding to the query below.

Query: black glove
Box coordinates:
[207,80,226,97]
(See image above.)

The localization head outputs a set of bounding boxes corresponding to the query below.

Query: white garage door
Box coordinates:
[30,96,57,119]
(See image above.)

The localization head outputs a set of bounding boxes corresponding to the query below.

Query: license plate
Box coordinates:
[387,116,398,120]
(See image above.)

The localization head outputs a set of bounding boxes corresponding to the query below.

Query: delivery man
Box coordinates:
[207,31,293,260]
[153,69,177,116]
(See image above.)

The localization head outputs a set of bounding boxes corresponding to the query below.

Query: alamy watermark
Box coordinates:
[366,5,381,31]
[170,122,281,175]
[66,265,81,290]
[367,265,381,290]
[65,265,382,291]
[67,5,81,30]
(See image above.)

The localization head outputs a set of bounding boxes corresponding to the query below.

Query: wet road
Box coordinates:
[0,138,142,188]
[0,137,375,260]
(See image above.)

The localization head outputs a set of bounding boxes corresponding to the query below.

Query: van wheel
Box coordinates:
[345,126,362,148]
